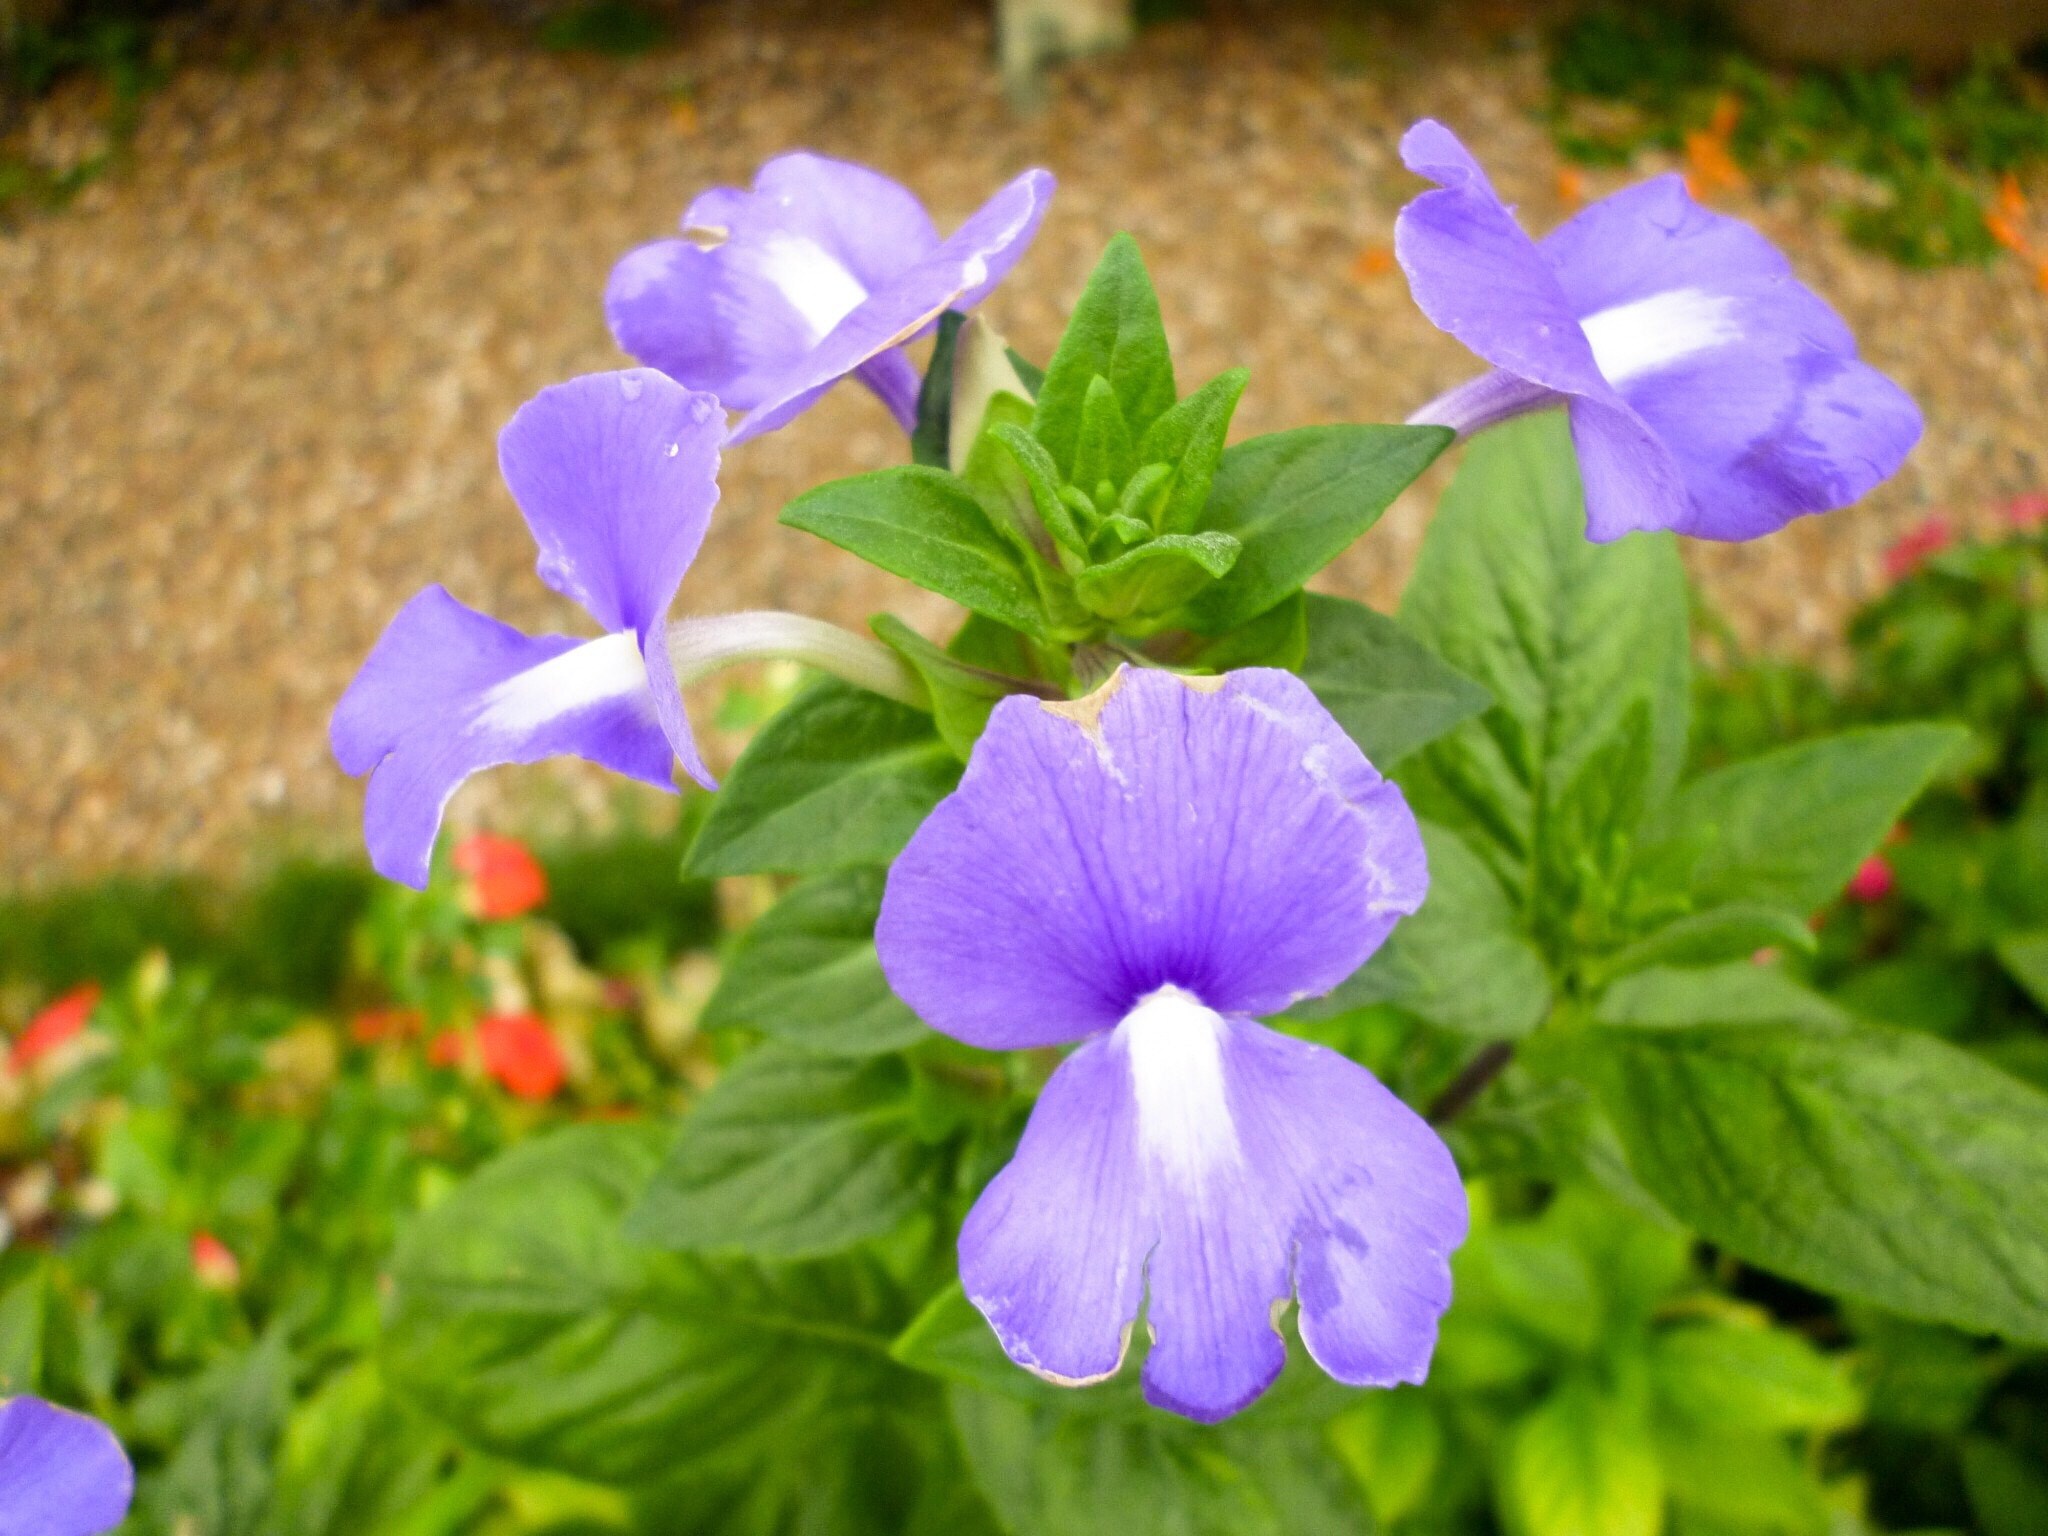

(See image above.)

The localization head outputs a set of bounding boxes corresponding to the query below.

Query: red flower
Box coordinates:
[426,1028,470,1069]
[350,1007,423,1046]
[478,1013,566,1101]
[1882,516,1952,581]
[453,834,547,920]
[2005,492,2048,531]
[1847,855,1895,904]
[11,984,101,1072]
[191,1231,241,1290]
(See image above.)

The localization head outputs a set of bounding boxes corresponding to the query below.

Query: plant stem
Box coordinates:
[666,611,925,708]
[1428,1041,1515,1125]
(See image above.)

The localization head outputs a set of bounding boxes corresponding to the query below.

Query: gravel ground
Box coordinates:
[3,0,2044,885]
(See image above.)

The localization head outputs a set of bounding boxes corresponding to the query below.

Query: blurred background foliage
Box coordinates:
[7,529,2048,1530]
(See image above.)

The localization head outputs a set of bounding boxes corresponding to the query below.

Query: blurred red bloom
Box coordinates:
[350,1007,423,1046]
[11,984,101,1072]
[1847,855,1894,904]
[1883,516,1952,581]
[191,1231,241,1290]
[2005,492,2048,530]
[478,1013,566,1101]
[453,833,547,920]
[426,1028,469,1068]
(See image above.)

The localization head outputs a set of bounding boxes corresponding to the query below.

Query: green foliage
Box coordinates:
[534,1,667,57]
[1,3,166,221]
[1545,5,2048,266]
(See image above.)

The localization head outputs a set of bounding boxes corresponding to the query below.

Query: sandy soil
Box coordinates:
[3,0,2043,884]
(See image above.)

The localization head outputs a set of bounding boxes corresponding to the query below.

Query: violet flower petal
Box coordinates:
[0,1397,134,1536]
[876,668,1426,1051]
[725,166,1055,446]
[607,153,1051,442]
[959,995,1465,1422]
[497,368,723,779]
[1396,119,1919,541]
[330,587,675,889]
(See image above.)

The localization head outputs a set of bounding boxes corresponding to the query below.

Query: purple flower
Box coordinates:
[1396,119,1921,542]
[876,666,1467,1422]
[606,153,1054,446]
[0,1397,134,1536]
[332,369,722,888]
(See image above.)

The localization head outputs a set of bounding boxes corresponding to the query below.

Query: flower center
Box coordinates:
[756,235,870,344]
[1117,985,1242,1191]
[1579,286,1741,386]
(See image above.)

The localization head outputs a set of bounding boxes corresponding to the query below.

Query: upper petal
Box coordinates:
[725,167,1055,447]
[330,586,684,888]
[604,238,819,410]
[0,1396,134,1536]
[1394,119,1614,403]
[875,667,1427,1050]
[959,1006,1466,1422]
[720,152,942,293]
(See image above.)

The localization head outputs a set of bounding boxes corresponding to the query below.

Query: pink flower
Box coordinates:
[2005,492,2048,531]
[11,985,101,1073]
[1883,516,1952,581]
[1847,855,1895,904]
[191,1231,241,1290]
[478,1013,566,1101]
[453,834,548,921]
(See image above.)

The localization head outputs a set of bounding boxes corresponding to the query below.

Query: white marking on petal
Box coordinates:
[473,630,647,736]
[1118,986,1242,1192]
[755,235,870,343]
[1580,287,1742,386]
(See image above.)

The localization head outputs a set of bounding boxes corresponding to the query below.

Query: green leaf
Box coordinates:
[1962,1436,2048,1536]
[702,872,925,1062]
[871,613,1029,762]
[1647,1323,1859,1433]
[1500,1376,1663,1536]
[1634,724,1964,918]
[1138,367,1248,535]
[911,310,967,469]
[688,679,961,877]
[1292,820,1549,1039]
[989,422,1089,562]
[1151,591,1308,674]
[627,1050,937,1259]
[1071,375,1136,499]
[1184,424,1452,633]
[1596,904,1818,981]
[1564,1016,2048,1343]
[1401,412,1690,895]
[1297,593,1490,768]
[781,467,1047,636]
[272,1361,469,1536]
[1654,1428,1830,1533]
[1033,234,1177,476]
[1596,962,1849,1030]
[946,1370,1366,1536]
[382,1124,912,1488]
[1994,930,2048,1011]
[1073,532,1241,628]
[1327,1390,1443,1527]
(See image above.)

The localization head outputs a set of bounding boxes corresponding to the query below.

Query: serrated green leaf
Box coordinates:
[1292,820,1549,1039]
[627,1050,937,1259]
[1647,1323,1859,1433]
[1297,593,1490,768]
[381,1124,915,1489]
[1634,724,1963,919]
[1139,368,1249,535]
[1071,375,1136,498]
[1073,532,1241,628]
[1184,424,1451,633]
[701,869,928,1056]
[1401,412,1690,899]
[1033,234,1177,475]
[871,614,1031,761]
[689,679,960,877]
[782,467,1047,636]
[911,310,967,469]
[1500,1376,1663,1536]
[1564,1017,2048,1343]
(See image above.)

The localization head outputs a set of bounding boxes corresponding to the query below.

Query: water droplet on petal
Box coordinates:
[619,373,644,401]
